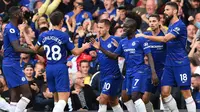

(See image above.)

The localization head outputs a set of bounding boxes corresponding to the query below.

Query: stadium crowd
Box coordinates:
[0,0,200,111]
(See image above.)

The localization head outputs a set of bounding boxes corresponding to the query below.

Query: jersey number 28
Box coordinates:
[44,45,62,61]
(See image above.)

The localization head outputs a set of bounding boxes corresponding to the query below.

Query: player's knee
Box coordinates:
[161,91,170,98]
[142,96,150,104]
[131,92,140,102]
[23,92,32,100]
[161,86,171,98]
[121,90,130,102]
[99,95,108,104]
[180,88,192,99]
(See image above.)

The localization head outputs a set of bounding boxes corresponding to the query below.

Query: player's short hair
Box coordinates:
[49,11,64,26]
[98,19,111,28]
[165,2,179,11]
[149,14,160,21]
[126,11,142,29]
[8,6,21,19]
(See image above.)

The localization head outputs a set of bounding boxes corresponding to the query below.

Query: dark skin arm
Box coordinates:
[146,53,159,86]
[11,40,36,54]
[99,46,119,60]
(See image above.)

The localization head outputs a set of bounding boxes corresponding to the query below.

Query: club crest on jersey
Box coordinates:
[21,77,26,82]
[69,37,73,43]
[143,42,148,46]
[107,43,112,48]
[9,28,15,33]
[132,42,136,46]
[173,27,180,34]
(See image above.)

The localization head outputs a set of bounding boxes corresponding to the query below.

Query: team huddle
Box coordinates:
[2,1,197,112]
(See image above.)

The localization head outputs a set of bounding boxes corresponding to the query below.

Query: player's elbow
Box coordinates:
[72,50,81,56]
[162,37,168,43]
[13,46,22,52]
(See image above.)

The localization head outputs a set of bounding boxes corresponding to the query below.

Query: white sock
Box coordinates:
[0,97,10,111]
[163,95,178,112]
[124,100,136,112]
[134,99,147,112]
[15,97,30,112]
[10,102,17,112]
[112,104,123,112]
[145,101,154,112]
[54,102,57,106]
[67,97,73,111]
[53,100,66,112]
[185,96,196,112]
[98,104,107,112]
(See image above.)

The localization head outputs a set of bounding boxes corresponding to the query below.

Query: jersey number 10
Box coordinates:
[44,45,62,61]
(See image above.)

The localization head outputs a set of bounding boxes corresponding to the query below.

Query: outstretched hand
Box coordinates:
[82,42,91,50]
[90,38,100,49]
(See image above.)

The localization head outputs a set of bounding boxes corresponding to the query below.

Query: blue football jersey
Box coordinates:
[3,22,21,63]
[166,20,189,66]
[37,29,75,64]
[114,37,151,77]
[97,36,121,80]
[144,31,166,71]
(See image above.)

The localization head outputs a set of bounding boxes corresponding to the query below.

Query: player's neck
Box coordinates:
[152,28,160,36]
[170,16,179,25]
[51,26,61,31]
[10,20,18,27]
[128,33,135,40]
[102,33,110,40]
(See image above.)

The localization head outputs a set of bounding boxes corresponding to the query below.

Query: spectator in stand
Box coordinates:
[132,0,147,16]
[114,26,124,37]
[140,0,157,32]
[33,83,54,111]
[70,71,98,111]
[65,0,93,31]
[87,49,99,75]
[186,24,197,53]
[23,63,40,108]
[94,0,117,19]
[184,0,200,24]
[0,74,9,102]
[34,62,46,90]
[191,74,200,109]
[79,60,92,85]
[20,53,37,69]
[114,0,134,11]
[189,39,200,62]
[190,57,200,75]
[84,0,104,16]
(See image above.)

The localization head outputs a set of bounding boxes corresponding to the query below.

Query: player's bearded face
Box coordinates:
[164,13,173,22]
